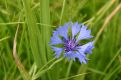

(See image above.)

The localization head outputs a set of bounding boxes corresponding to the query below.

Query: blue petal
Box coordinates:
[77,41,94,54]
[50,35,63,45]
[57,22,72,40]
[74,52,87,64]
[53,30,59,36]
[52,47,63,58]
[64,51,88,63]
[50,31,63,45]
[64,51,76,61]
[71,22,81,38]
[85,42,94,54]
[76,25,93,42]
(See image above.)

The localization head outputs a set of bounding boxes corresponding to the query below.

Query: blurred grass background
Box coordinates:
[0,0,121,80]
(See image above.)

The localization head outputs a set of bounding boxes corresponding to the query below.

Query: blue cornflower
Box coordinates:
[50,22,94,63]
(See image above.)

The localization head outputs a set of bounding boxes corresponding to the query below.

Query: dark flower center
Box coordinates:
[64,38,78,52]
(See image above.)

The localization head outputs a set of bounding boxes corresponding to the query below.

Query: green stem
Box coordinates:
[65,60,73,80]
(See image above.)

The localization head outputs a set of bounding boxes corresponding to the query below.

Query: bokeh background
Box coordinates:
[0,0,121,80]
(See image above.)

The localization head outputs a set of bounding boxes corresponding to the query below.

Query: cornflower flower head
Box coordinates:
[50,22,94,63]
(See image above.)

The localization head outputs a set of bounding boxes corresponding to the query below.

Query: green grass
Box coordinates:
[0,0,121,80]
